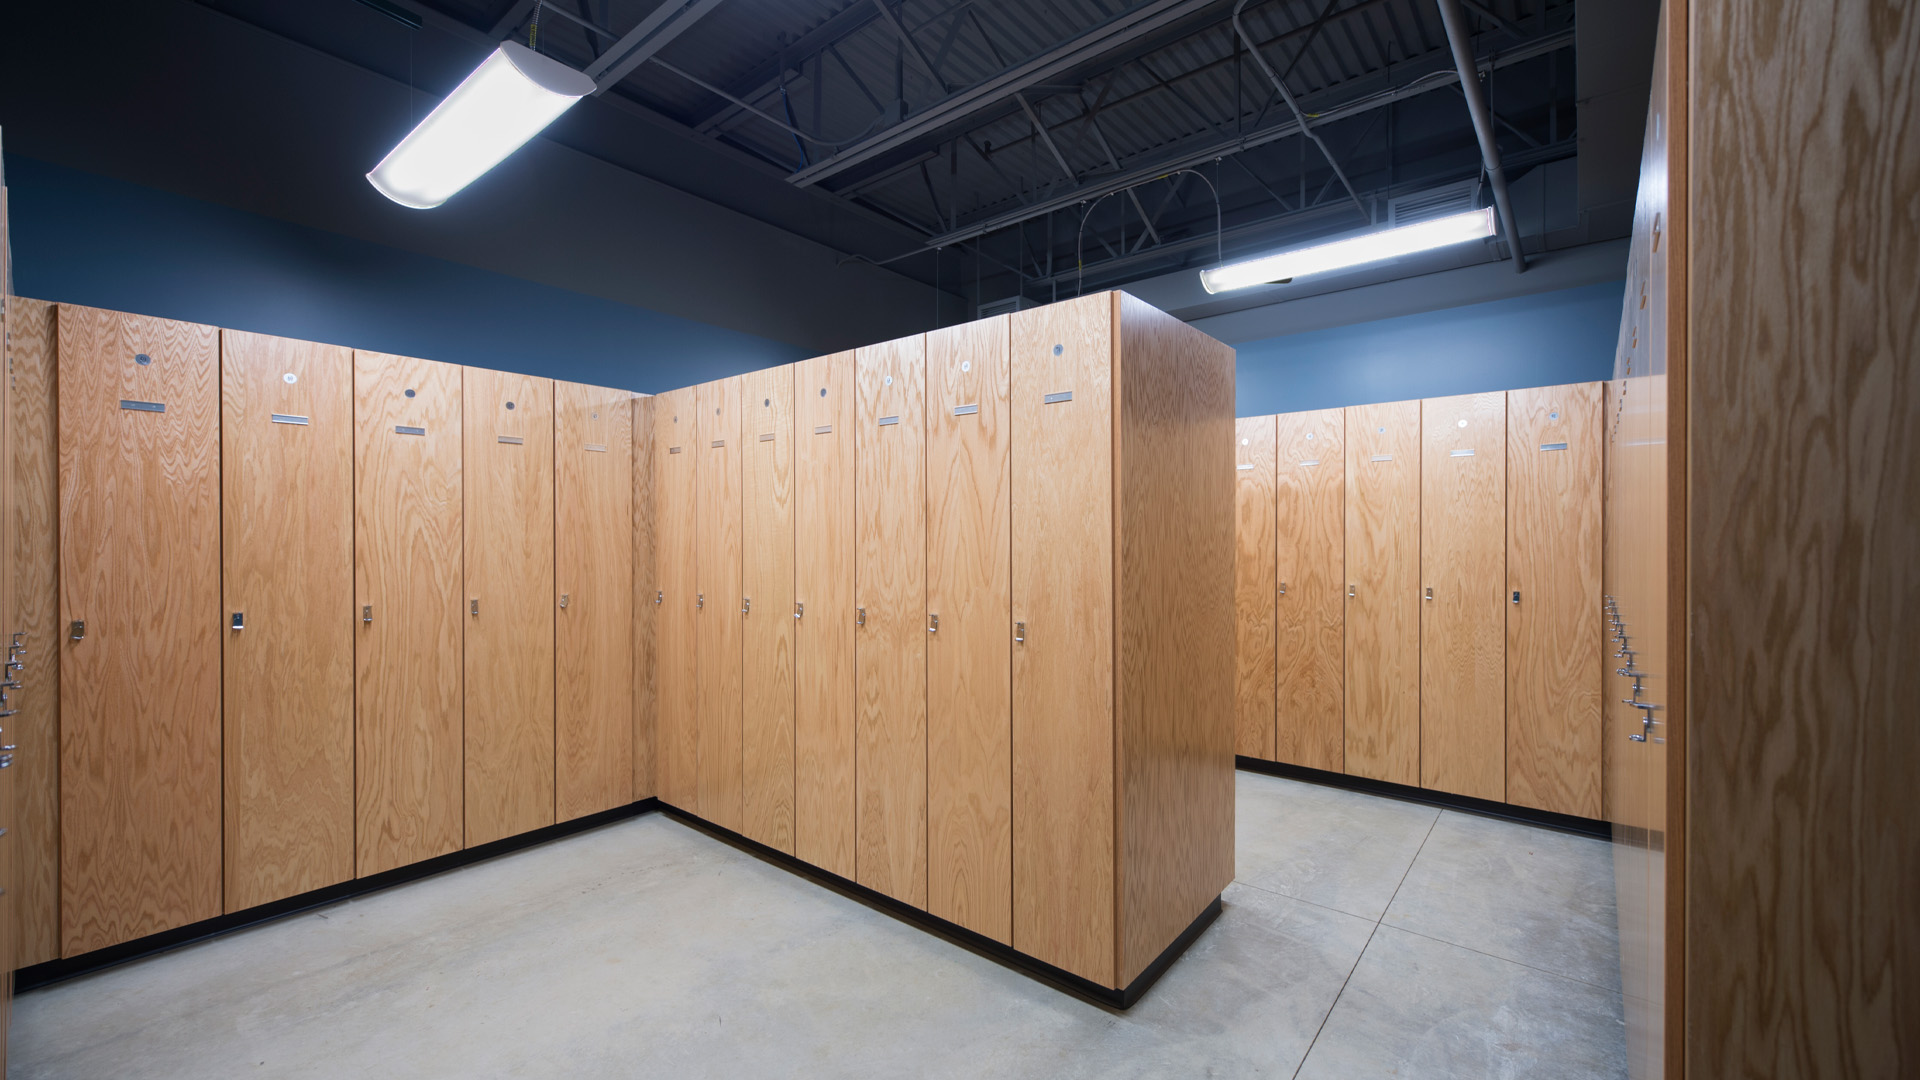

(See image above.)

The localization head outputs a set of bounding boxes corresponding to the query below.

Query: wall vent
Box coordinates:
[977,295,1032,319]
[1388,179,1483,227]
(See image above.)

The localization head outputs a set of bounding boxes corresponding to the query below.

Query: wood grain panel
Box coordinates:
[354,350,464,878]
[854,335,927,908]
[632,394,655,799]
[461,368,554,846]
[58,305,222,953]
[1010,295,1114,986]
[695,377,743,831]
[8,297,59,966]
[221,330,355,911]
[793,352,857,878]
[1343,399,1420,787]
[653,387,697,811]
[925,316,1012,943]
[1113,293,1237,987]
[1419,392,1507,801]
[1231,415,1276,761]
[1506,382,1601,819]
[556,381,634,821]
[1274,408,1345,772]
[741,365,795,854]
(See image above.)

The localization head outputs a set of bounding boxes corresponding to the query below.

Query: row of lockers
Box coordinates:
[1233,382,1604,819]
[48,303,643,958]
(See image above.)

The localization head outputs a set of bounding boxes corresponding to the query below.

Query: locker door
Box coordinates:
[1344,400,1420,787]
[556,382,634,821]
[926,316,1012,943]
[695,377,743,831]
[1233,416,1277,761]
[463,368,554,846]
[1010,295,1115,987]
[855,335,927,908]
[1507,383,1602,817]
[58,306,222,953]
[1275,408,1345,772]
[794,352,856,878]
[354,350,464,877]
[1420,392,1507,800]
[222,330,354,911]
[654,388,697,811]
[633,394,656,799]
[741,365,796,853]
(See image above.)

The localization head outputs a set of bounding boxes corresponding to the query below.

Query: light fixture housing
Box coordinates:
[367,41,595,209]
[1198,207,1497,293]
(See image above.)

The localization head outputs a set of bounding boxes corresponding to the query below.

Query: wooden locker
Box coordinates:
[741,365,796,853]
[58,305,222,953]
[1274,408,1345,772]
[1011,295,1115,985]
[462,368,554,847]
[221,330,355,911]
[1420,392,1507,801]
[556,381,634,821]
[1344,399,1420,787]
[354,350,464,877]
[855,335,927,908]
[1232,415,1277,760]
[793,352,857,878]
[653,387,697,811]
[632,394,656,800]
[1506,383,1602,818]
[695,377,743,831]
[926,316,1012,944]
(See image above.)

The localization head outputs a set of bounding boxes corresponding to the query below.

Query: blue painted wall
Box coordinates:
[1232,279,1624,416]
[2,156,805,392]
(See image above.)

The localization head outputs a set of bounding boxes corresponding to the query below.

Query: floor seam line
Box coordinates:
[1372,923,1626,995]
[1228,879,1381,924]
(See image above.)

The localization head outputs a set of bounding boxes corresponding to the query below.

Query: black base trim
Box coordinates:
[1235,756,1611,840]
[16,798,662,993]
[659,805,1220,1010]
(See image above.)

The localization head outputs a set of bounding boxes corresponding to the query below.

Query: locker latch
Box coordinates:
[1014,621,1025,644]
[794,602,804,620]
[363,605,373,624]
[471,598,480,617]
[742,598,751,615]
[856,607,866,626]
[560,593,570,610]
[1424,587,1434,601]
[1278,582,1287,597]
[1512,590,1521,604]
[927,613,938,634]
[696,593,704,610]
[70,620,85,641]
[656,590,663,605]
[231,612,245,631]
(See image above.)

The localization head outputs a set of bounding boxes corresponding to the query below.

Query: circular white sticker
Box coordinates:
[962,361,971,372]
[283,373,298,384]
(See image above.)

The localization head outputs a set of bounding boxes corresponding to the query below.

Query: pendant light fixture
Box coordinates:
[1199,208,1497,293]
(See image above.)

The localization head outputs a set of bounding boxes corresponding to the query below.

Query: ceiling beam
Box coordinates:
[583,0,727,88]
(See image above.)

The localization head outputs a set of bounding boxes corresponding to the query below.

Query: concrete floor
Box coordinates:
[11,772,1626,1079]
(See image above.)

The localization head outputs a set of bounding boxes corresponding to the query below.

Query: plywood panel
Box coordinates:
[1419,392,1507,801]
[1274,408,1345,772]
[462,368,554,846]
[741,365,795,854]
[632,394,656,800]
[1506,383,1601,818]
[8,297,60,967]
[1232,415,1276,761]
[1113,293,1238,987]
[793,352,857,878]
[556,381,634,821]
[354,350,464,877]
[694,377,743,831]
[58,305,222,954]
[221,330,355,911]
[925,317,1012,944]
[854,335,927,908]
[1010,295,1114,986]
[1343,399,1420,787]
[653,387,697,812]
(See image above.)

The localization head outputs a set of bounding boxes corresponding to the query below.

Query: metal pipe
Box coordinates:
[1231,0,1369,222]
[1434,0,1526,271]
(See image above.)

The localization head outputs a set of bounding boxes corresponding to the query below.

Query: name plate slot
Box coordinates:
[759,432,775,442]
[586,443,608,452]
[271,413,309,426]
[1450,448,1475,457]
[1043,391,1073,404]
[1540,442,1569,451]
[497,435,524,445]
[120,400,165,413]
[877,415,900,426]
[395,425,426,436]
[814,425,833,435]
[1237,464,1255,471]
[1299,459,1321,467]
[669,446,683,454]
[952,404,979,416]
[1369,454,1393,463]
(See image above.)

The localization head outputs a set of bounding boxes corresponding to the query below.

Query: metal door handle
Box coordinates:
[742,598,751,615]
[1014,620,1025,643]
[928,613,938,633]
[856,607,866,626]
[1,680,20,690]
[363,605,373,624]
[1347,585,1355,599]
[1278,582,1287,596]
[696,593,704,610]
[1512,590,1521,604]
[231,612,245,631]
[655,590,663,605]
[560,593,570,609]
[1424,587,1433,601]
[471,599,480,617]
[70,620,85,641]
[0,711,15,719]
[795,602,804,620]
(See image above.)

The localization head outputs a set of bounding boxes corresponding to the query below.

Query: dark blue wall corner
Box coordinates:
[2,155,805,392]
[1231,279,1625,416]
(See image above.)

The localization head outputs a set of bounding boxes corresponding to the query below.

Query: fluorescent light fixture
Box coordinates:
[367,41,595,209]
[1199,207,1497,293]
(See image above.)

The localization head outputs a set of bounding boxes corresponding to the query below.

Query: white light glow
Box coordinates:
[1198,208,1497,293]
[367,42,595,209]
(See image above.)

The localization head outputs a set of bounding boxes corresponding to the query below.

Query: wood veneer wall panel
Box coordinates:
[8,297,58,967]
[1231,415,1276,761]
[694,377,743,831]
[353,350,464,878]
[461,368,554,847]
[555,381,633,821]
[653,388,697,811]
[793,352,856,878]
[221,331,355,910]
[1273,408,1345,772]
[58,305,222,953]
[925,316,1012,944]
[1343,399,1420,787]
[1113,293,1237,987]
[741,365,795,854]
[632,394,655,800]
[854,335,927,908]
